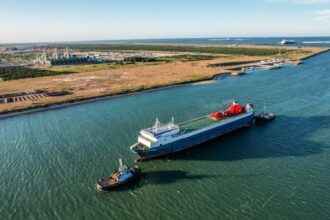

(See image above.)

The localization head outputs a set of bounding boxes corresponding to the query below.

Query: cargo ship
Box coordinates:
[280,39,295,45]
[130,102,254,160]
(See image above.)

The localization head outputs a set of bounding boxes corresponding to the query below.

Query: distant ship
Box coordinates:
[130,102,254,160]
[281,39,295,45]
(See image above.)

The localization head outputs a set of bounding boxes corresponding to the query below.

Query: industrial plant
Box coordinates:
[34,47,99,66]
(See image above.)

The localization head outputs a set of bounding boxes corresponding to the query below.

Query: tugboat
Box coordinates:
[254,112,275,123]
[254,105,275,123]
[96,159,141,191]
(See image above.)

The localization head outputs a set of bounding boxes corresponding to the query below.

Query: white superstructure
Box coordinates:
[131,104,254,153]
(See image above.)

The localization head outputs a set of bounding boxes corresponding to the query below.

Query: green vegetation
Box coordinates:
[49,44,292,56]
[37,59,169,74]
[164,54,216,62]
[122,54,216,64]
[123,56,157,63]
[0,66,75,81]
[0,52,40,64]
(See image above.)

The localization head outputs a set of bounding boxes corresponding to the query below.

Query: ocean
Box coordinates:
[86,36,330,48]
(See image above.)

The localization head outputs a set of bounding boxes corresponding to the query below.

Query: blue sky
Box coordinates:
[0,0,330,43]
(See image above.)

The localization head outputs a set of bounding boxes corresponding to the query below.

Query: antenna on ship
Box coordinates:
[118,158,127,173]
[168,117,175,128]
[153,117,160,131]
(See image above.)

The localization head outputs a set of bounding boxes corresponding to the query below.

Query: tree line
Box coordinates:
[47,44,290,56]
[0,66,75,81]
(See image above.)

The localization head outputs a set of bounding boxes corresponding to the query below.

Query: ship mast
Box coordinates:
[153,117,161,132]
[167,117,175,129]
[118,158,127,173]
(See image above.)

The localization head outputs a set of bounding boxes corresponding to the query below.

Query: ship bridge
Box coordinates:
[138,118,180,148]
[143,119,179,136]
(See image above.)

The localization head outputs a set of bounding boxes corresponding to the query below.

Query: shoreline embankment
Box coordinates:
[300,48,330,60]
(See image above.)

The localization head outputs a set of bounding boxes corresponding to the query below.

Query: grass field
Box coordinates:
[34,54,217,74]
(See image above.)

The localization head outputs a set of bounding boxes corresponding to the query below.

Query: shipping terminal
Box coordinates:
[130,102,254,160]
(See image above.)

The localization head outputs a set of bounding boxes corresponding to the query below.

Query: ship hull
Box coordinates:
[134,113,254,159]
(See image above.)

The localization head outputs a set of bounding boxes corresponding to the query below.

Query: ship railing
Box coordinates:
[129,143,139,152]
[177,115,208,126]
[130,143,149,152]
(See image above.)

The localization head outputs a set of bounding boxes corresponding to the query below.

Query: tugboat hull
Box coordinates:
[96,166,141,191]
[254,113,275,124]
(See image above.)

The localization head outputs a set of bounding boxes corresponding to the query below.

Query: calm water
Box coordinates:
[92,36,330,47]
[1,52,330,219]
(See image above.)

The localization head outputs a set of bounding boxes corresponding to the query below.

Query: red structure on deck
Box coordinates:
[210,101,246,120]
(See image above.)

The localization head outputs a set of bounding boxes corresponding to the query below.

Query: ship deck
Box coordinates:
[179,116,224,133]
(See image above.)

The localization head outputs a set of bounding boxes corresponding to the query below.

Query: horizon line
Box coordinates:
[1,35,330,45]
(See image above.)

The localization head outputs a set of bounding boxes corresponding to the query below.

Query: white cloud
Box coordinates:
[297,0,330,4]
[314,9,330,20]
[267,0,330,4]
